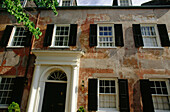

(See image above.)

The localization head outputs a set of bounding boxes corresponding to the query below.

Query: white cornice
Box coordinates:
[32,50,84,66]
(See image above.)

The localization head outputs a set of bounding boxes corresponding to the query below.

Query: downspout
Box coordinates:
[24,11,40,79]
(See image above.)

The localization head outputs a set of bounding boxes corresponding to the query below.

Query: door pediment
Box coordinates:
[32,50,84,65]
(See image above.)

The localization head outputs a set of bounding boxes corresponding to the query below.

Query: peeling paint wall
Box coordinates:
[0,11,36,112]
[0,8,170,112]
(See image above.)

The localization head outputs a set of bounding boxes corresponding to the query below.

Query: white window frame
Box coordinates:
[97,24,116,48]
[62,0,71,6]
[140,24,162,48]
[7,26,27,48]
[97,78,119,112]
[149,79,170,112]
[0,76,15,108]
[50,24,70,48]
[118,0,132,6]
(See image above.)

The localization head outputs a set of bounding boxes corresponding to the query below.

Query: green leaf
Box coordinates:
[3,0,58,39]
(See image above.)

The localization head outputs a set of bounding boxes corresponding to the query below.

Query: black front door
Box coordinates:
[42,82,67,112]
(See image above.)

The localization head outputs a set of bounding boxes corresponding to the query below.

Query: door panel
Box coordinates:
[42,82,67,112]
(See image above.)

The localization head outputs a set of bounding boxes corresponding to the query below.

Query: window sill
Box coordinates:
[6,46,24,48]
[0,105,8,109]
[49,46,69,48]
[142,47,164,49]
[96,46,117,49]
[97,108,119,112]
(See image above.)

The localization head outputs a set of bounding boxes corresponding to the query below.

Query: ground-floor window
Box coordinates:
[150,79,170,111]
[88,78,129,112]
[0,77,15,107]
[98,79,118,111]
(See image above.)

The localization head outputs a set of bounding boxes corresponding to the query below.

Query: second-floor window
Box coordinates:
[98,25,115,47]
[43,24,77,47]
[51,25,70,47]
[8,26,28,47]
[141,25,161,47]
[132,24,170,48]
[150,80,170,110]
[89,24,124,48]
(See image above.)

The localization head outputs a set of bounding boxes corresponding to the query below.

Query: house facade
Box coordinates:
[0,0,170,112]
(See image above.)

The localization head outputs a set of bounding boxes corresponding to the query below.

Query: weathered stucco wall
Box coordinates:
[0,8,170,112]
[31,8,170,112]
[0,11,36,112]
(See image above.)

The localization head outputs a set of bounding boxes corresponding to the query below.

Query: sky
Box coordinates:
[77,0,151,6]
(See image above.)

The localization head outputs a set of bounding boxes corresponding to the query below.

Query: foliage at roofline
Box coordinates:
[1,0,58,39]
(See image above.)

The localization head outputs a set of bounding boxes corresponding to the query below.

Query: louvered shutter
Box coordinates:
[118,79,130,112]
[11,77,27,105]
[69,24,77,46]
[88,79,98,111]
[132,24,144,47]
[43,24,54,47]
[0,25,14,47]
[25,29,32,47]
[89,24,97,47]
[140,79,154,112]
[115,24,124,47]
[113,0,118,6]
[157,24,170,47]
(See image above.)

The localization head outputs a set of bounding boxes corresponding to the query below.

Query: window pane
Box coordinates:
[99,80,116,109]
[155,81,161,87]
[111,81,115,86]
[111,87,115,93]
[162,88,168,94]
[151,88,156,94]
[55,26,69,46]
[150,81,155,87]
[156,88,162,94]
[141,26,158,47]
[100,87,104,93]
[0,78,15,105]
[105,87,110,93]
[98,25,114,47]
[100,80,104,86]
[12,27,27,46]
[105,80,109,86]
[161,81,166,87]
[151,81,170,110]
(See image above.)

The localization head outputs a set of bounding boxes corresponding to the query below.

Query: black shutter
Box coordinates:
[11,77,27,105]
[43,24,54,47]
[140,79,154,112]
[0,25,14,47]
[115,24,124,47]
[132,24,144,47]
[88,79,98,111]
[113,0,118,5]
[89,24,97,47]
[25,29,32,47]
[157,24,170,47]
[69,24,77,46]
[118,79,130,112]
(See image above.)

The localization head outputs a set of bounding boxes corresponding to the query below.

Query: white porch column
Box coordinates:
[70,65,79,112]
[26,65,41,112]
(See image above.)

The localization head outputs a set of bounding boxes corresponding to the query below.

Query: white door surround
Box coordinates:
[26,50,84,112]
